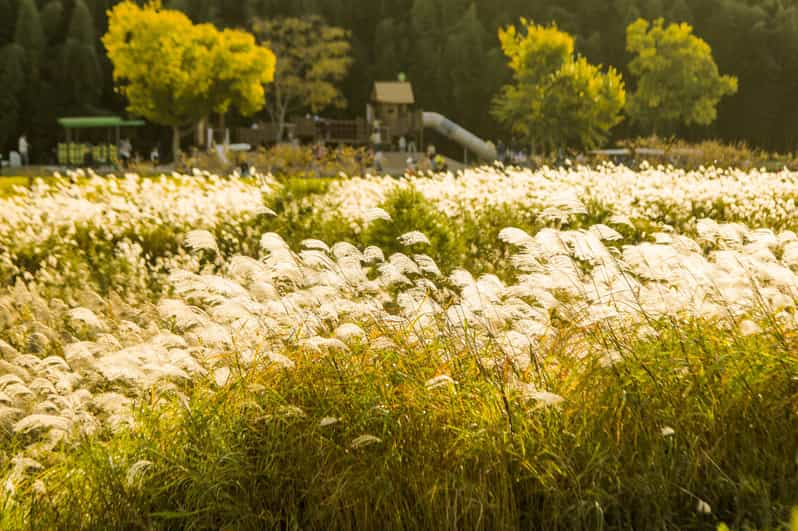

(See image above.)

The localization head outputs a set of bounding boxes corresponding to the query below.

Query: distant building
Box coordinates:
[369,81,422,142]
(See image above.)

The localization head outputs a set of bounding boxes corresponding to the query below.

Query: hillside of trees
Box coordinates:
[3,0,798,161]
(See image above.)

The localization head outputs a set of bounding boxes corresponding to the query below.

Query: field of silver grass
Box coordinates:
[1,165,797,527]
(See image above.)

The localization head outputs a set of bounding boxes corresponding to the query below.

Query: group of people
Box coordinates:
[1,134,164,169]
[0,135,30,168]
[404,144,447,175]
[118,139,161,168]
[496,140,533,166]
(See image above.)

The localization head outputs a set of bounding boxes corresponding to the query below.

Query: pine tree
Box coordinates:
[0,0,14,46]
[40,1,65,42]
[216,0,252,28]
[14,0,45,64]
[443,4,504,133]
[13,0,45,144]
[63,0,102,110]
[0,44,26,151]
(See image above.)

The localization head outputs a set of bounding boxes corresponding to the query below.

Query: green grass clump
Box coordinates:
[8,321,798,530]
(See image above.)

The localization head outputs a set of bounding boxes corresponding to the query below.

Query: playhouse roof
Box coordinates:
[371,82,415,104]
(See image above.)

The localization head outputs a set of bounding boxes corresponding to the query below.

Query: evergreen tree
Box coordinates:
[64,0,102,110]
[216,0,252,28]
[13,0,45,148]
[14,0,45,65]
[443,4,505,134]
[0,0,14,46]
[0,44,26,151]
[40,1,65,42]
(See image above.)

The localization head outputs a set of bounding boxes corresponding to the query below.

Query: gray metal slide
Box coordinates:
[422,112,497,161]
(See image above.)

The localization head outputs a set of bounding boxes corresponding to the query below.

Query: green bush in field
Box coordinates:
[363,186,467,273]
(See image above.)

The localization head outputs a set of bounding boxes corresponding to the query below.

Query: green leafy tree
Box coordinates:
[492,19,626,152]
[252,16,352,141]
[103,1,275,159]
[625,18,738,134]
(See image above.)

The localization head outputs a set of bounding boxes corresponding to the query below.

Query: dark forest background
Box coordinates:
[3,0,798,161]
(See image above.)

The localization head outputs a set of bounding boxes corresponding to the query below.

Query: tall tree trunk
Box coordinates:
[277,104,287,143]
[172,125,181,164]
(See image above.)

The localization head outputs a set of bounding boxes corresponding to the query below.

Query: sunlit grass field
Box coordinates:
[0,165,797,529]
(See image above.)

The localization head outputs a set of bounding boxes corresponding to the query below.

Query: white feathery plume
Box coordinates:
[363,207,393,223]
[33,401,59,414]
[255,206,277,217]
[350,434,382,449]
[413,254,442,277]
[363,246,385,263]
[332,242,363,261]
[13,414,72,434]
[0,407,23,424]
[449,269,475,288]
[213,367,231,387]
[3,384,33,400]
[739,320,762,336]
[696,499,712,515]
[389,253,422,276]
[300,250,337,270]
[29,378,57,396]
[371,336,398,350]
[260,232,289,252]
[652,232,674,244]
[527,391,565,409]
[68,307,106,332]
[608,214,635,229]
[194,324,232,347]
[40,356,71,372]
[320,416,339,427]
[335,323,366,341]
[264,351,295,369]
[589,224,623,241]
[300,336,349,353]
[782,242,798,267]
[425,374,456,390]
[377,263,412,287]
[0,374,26,389]
[535,228,569,256]
[398,231,431,247]
[184,230,218,253]
[126,460,153,488]
[301,239,331,253]
[158,299,208,329]
[499,227,536,247]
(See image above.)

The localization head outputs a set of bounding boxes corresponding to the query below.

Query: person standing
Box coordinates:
[374,150,384,173]
[497,140,507,163]
[18,135,29,166]
[119,138,132,168]
[398,136,407,153]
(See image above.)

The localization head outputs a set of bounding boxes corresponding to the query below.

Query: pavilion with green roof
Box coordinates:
[56,116,146,166]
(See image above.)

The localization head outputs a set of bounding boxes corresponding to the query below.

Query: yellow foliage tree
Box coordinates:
[103,1,275,159]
